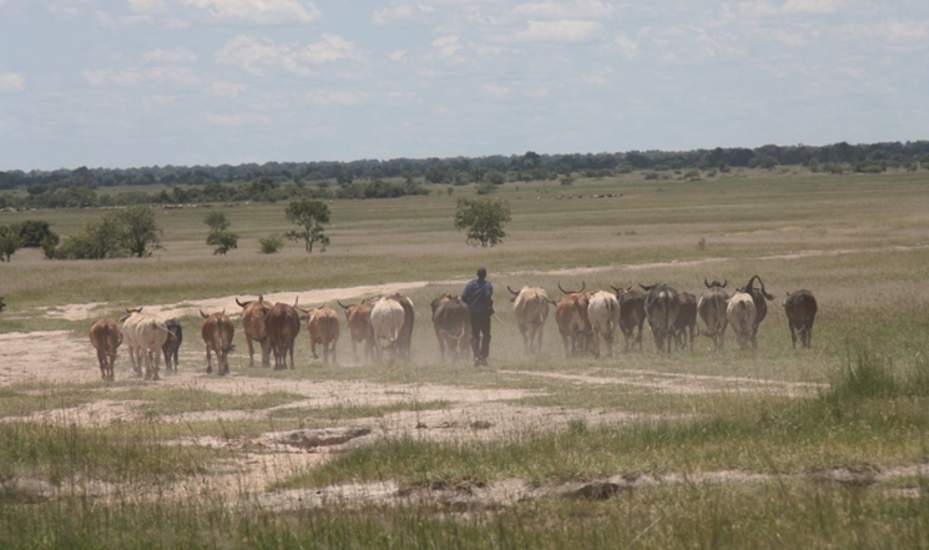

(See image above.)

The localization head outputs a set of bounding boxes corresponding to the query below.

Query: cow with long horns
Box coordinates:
[554,281,592,358]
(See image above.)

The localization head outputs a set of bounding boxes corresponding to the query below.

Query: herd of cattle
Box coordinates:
[84,275,818,381]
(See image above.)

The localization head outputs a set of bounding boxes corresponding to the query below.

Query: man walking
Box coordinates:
[461,267,493,366]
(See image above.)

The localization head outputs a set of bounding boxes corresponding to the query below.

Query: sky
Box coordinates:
[0,1,927,172]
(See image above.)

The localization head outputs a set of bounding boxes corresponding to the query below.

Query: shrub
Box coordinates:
[259,234,284,254]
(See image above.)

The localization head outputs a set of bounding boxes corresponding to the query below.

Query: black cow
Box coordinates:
[736,275,775,349]
[673,292,697,351]
[162,318,183,375]
[610,284,646,352]
[641,284,680,353]
[783,289,818,349]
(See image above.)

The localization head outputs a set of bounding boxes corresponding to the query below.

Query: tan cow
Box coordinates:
[587,290,620,358]
[265,300,301,370]
[430,294,471,362]
[200,309,235,375]
[338,299,375,363]
[120,308,170,380]
[370,296,407,365]
[554,282,592,358]
[697,279,730,352]
[90,318,122,381]
[727,292,757,351]
[507,286,551,354]
[387,293,415,362]
[301,306,340,365]
[236,296,272,367]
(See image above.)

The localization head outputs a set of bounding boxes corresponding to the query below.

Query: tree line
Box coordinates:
[2,140,927,211]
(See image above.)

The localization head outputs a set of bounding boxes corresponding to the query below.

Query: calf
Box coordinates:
[200,309,235,375]
[783,289,818,349]
[90,318,122,381]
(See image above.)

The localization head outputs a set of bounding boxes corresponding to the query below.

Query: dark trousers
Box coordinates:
[470,311,492,360]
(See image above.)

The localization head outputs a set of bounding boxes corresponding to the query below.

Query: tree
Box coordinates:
[206,230,239,255]
[118,206,162,257]
[13,220,59,248]
[453,197,512,248]
[259,234,284,254]
[0,225,22,262]
[204,211,230,231]
[285,199,331,252]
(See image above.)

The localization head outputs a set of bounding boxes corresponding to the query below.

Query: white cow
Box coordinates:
[587,290,621,358]
[726,292,757,351]
[369,297,407,365]
[507,286,551,354]
[120,308,171,380]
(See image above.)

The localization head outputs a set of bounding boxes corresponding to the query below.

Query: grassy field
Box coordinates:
[2,168,929,548]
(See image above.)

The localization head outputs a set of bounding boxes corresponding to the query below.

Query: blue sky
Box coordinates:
[1,0,926,171]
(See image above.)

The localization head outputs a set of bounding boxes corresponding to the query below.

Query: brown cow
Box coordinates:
[554,282,592,358]
[338,299,375,363]
[783,289,818,349]
[641,284,680,353]
[611,284,646,352]
[200,309,235,375]
[672,292,697,351]
[431,294,471,362]
[301,306,340,365]
[265,300,301,370]
[697,279,730,352]
[507,285,551,354]
[90,318,122,381]
[162,319,183,374]
[387,293,415,362]
[236,296,271,367]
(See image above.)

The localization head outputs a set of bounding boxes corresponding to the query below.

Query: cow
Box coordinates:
[587,290,620,358]
[89,318,122,381]
[507,286,551,354]
[162,319,183,375]
[236,296,272,367]
[641,284,681,353]
[264,300,301,370]
[430,294,471,362]
[338,299,375,363]
[783,289,818,349]
[736,275,775,349]
[119,308,170,381]
[726,292,757,351]
[200,309,235,375]
[611,284,646,352]
[697,279,730,352]
[0,296,5,313]
[301,305,340,365]
[370,296,407,365]
[554,282,592,358]
[672,292,697,351]
[387,293,415,362]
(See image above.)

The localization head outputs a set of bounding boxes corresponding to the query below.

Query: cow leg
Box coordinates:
[206,346,213,374]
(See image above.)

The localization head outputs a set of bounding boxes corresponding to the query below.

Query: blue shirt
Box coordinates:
[462,278,493,313]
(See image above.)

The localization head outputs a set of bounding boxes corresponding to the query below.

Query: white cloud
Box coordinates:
[484,82,511,98]
[217,34,365,76]
[142,47,198,65]
[840,20,929,49]
[581,67,613,86]
[372,4,415,25]
[299,35,367,65]
[183,0,321,25]
[306,89,368,105]
[613,34,639,59]
[738,1,779,18]
[209,81,248,97]
[511,1,618,19]
[141,94,176,111]
[389,50,408,62]
[431,35,461,59]
[506,20,603,43]
[781,0,844,15]
[129,0,168,14]
[205,112,270,126]
[0,72,25,92]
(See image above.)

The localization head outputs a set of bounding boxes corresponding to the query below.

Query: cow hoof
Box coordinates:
[207,367,212,374]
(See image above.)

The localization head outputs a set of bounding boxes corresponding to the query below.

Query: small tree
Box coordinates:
[259,234,284,254]
[204,211,230,231]
[285,199,330,252]
[119,205,162,257]
[204,212,238,255]
[13,220,59,248]
[0,225,23,262]
[453,197,512,248]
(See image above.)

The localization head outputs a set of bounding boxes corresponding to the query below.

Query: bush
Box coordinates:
[259,234,284,254]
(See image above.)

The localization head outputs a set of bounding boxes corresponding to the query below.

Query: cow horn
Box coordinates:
[507,285,519,296]
[609,283,620,292]
[337,300,349,310]
[235,297,247,308]
[704,279,711,288]
[722,279,728,288]
[221,308,226,315]
[293,296,299,307]
[200,309,208,319]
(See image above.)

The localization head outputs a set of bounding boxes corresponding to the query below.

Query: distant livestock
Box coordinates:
[430,294,471,362]
[783,289,818,349]
[200,309,235,375]
[587,290,620,358]
[89,318,122,381]
[726,292,757,351]
[236,296,272,367]
[736,275,775,349]
[697,279,730,352]
[507,285,551,355]
[641,284,680,353]
[554,282,592,358]
[301,306,340,365]
[611,284,646,352]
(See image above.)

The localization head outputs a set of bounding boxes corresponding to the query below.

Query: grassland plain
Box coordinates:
[1,168,929,548]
